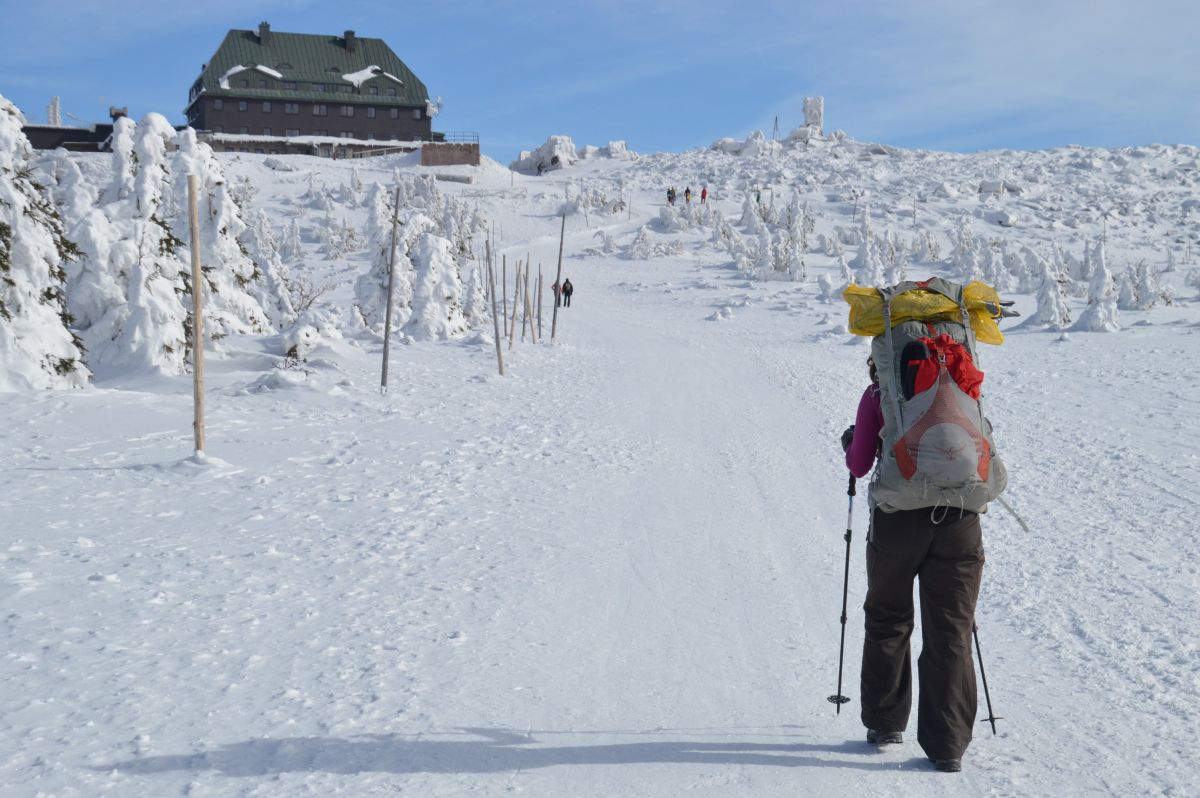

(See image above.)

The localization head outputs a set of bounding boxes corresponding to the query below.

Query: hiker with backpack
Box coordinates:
[561,278,573,307]
[840,278,1008,774]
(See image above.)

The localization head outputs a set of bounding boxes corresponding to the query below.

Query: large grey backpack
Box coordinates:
[868,278,1007,514]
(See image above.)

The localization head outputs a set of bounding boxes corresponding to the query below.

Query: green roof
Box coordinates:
[188,28,430,110]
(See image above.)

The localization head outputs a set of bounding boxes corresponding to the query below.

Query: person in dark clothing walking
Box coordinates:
[561,279,573,307]
[552,280,561,308]
[842,356,984,774]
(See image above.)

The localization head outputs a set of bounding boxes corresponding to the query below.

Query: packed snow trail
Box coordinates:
[4,171,1199,795]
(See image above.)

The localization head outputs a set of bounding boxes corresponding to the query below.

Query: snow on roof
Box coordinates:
[218,66,249,90]
[342,65,404,89]
[219,64,285,89]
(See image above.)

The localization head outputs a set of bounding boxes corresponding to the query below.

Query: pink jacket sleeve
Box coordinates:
[845,386,883,478]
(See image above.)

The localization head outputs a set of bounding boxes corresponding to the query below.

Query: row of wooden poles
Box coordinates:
[185,185,570,458]
[483,214,567,377]
[379,197,570,388]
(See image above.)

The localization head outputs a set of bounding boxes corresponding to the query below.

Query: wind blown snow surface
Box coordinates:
[2,128,1199,797]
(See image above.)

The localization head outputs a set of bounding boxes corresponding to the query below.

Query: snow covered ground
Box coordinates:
[2,129,1199,796]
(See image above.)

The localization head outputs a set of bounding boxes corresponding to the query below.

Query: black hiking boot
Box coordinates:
[866,729,903,745]
[928,757,962,773]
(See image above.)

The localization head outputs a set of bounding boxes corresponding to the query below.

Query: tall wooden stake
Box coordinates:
[380,185,402,394]
[186,175,206,455]
[502,255,508,333]
[486,240,505,376]
[537,266,544,341]
[508,261,521,351]
[551,214,565,341]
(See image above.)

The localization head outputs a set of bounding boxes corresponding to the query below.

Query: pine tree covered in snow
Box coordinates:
[1073,240,1120,332]
[0,96,89,390]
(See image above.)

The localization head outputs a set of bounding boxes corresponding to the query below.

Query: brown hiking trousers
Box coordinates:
[860,506,984,760]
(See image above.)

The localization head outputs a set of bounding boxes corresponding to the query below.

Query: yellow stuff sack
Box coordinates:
[843,281,1005,345]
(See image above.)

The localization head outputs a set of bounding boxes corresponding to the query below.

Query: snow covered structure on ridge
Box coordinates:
[185,22,435,145]
[0,95,89,390]
[511,136,579,173]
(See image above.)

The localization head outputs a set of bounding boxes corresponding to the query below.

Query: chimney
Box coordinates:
[109,106,128,121]
[259,21,271,46]
[344,30,356,52]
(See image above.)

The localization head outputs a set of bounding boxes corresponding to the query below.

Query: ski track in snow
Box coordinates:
[2,145,1199,797]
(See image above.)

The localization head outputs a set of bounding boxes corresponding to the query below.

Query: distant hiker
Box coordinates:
[755,188,761,204]
[552,280,561,307]
[666,187,676,206]
[561,279,573,307]
[700,186,708,204]
[537,161,544,176]
[841,279,1007,775]
[684,187,692,204]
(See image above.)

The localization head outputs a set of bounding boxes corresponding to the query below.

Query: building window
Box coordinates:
[283,81,297,90]
[389,108,399,119]
[312,104,327,116]
[285,129,299,137]
[238,79,248,88]
[339,132,353,138]
[285,103,299,114]
[262,101,272,113]
[239,126,249,134]
[366,107,376,118]
[367,132,376,140]
[213,98,224,110]
[413,109,421,119]
[313,130,327,136]
[369,86,378,96]
[313,83,326,92]
[238,100,248,111]
[214,125,224,133]
[339,85,353,93]
[258,80,268,88]
[262,128,272,136]
[340,105,354,117]
[387,88,397,96]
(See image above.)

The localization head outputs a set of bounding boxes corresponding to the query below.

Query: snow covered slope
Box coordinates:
[2,130,1198,796]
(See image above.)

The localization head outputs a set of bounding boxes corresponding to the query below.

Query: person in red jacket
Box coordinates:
[700,186,708,204]
[841,355,984,775]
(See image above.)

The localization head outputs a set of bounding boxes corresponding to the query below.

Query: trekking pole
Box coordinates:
[827,474,856,713]
[973,622,1002,734]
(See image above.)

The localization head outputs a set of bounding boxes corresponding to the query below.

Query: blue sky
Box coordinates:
[1,0,1196,162]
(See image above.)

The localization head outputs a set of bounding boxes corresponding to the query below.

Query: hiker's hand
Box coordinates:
[841,425,855,453]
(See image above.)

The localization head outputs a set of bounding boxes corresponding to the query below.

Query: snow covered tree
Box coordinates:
[849,207,885,286]
[240,209,294,329]
[1021,261,1072,330]
[626,225,653,260]
[1073,240,1120,332]
[404,232,468,340]
[0,96,88,389]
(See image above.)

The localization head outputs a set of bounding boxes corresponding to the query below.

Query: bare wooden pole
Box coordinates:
[508,261,521,351]
[380,184,402,394]
[510,260,521,337]
[537,266,544,341]
[486,240,505,376]
[502,255,508,331]
[186,175,206,455]
[522,267,536,343]
[551,214,565,341]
